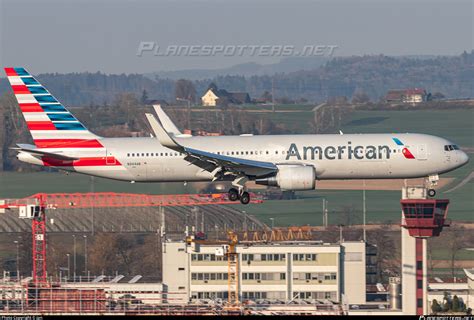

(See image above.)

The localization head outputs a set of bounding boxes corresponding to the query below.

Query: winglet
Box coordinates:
[145,113,183,152]
[152,105,182,135]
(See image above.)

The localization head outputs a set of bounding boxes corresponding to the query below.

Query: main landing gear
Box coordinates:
[228,188,250,205]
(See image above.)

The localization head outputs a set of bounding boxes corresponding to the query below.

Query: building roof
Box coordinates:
[385,88,427,101]
[205,85,251,104]
[385,90,406,101]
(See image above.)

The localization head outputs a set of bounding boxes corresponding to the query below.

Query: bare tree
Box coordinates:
[175,79,197,103]
[367,227,398,282]
[352,90,371,104]
[443,227,469,279]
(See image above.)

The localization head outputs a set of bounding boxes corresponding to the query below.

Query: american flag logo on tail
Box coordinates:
[4,67,103,149]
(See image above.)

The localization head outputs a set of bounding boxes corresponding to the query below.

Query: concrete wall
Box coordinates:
[161,241,189,303]
[341,241,366,305]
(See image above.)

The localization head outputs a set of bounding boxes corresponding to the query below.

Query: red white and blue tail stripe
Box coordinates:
[4,67,102,149]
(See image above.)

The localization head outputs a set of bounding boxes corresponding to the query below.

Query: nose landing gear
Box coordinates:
[426,174,439,198]
[427,189,436,197]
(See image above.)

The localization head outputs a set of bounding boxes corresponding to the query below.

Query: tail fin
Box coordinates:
[4,67,101,149]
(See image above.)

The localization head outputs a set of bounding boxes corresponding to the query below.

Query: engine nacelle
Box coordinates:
[256,165,316,190]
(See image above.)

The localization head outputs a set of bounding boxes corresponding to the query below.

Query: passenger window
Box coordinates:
[146,153,149,157]
[160,153,163,156]
[141,153,144,157]
[127,153,130,157]
[165,153,168,156]
[275,151,279,154]
[266,151,269,154]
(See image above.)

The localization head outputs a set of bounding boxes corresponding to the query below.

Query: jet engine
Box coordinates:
[255,165,316,190]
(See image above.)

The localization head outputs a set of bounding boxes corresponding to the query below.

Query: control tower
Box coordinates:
[400,186,450,315]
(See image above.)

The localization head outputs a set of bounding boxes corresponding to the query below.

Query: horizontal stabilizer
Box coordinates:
[13,144,79,160]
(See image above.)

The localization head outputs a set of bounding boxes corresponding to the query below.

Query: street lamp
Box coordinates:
[176,97,191,109]
[176,97,192,129]
[66,253,71,280]
[13,240,19,280]
[72,235,77,280]
[270,218,275,230]
[83,235,88,278]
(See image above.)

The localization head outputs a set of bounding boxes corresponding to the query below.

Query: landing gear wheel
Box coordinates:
[240,191,250,205]
[428,189,436,197]
[228,188,239,201]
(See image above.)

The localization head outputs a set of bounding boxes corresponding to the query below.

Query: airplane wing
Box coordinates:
[152,105,182,135]
[13,144,79,161]
[145,113,277,178]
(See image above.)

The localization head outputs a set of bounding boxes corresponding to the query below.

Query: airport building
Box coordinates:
[162,239,367,305]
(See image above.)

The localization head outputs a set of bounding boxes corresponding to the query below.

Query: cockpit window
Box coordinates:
[444,145,459,151]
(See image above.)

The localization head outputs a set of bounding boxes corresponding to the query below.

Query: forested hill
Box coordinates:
[1,52,472,105]
[0,72,176,106]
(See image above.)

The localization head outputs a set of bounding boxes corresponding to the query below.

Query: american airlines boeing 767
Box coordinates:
[5,67,469,204]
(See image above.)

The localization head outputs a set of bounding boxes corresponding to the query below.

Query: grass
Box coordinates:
[430,248,474,261]
[230,190,404,227]
[193,104,316,112]
[429,268,467,277]
[341,109,474,149]
[0,171,200,198]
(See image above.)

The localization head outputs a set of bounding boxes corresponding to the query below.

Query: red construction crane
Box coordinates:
[0,192,262,286]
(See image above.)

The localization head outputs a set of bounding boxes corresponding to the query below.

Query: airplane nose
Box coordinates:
[459,151,469,165]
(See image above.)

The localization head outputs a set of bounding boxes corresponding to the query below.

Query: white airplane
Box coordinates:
[5,67,469,204]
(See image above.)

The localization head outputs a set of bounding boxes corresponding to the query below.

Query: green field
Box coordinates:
[0,171,200,198]
[430,248,474,261]
[0,108,472,226]
[341,109,474,149]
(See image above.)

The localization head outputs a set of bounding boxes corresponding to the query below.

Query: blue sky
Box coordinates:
[1,0,472,74]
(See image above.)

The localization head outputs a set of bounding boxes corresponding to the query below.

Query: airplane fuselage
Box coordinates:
[23,133,468,183]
